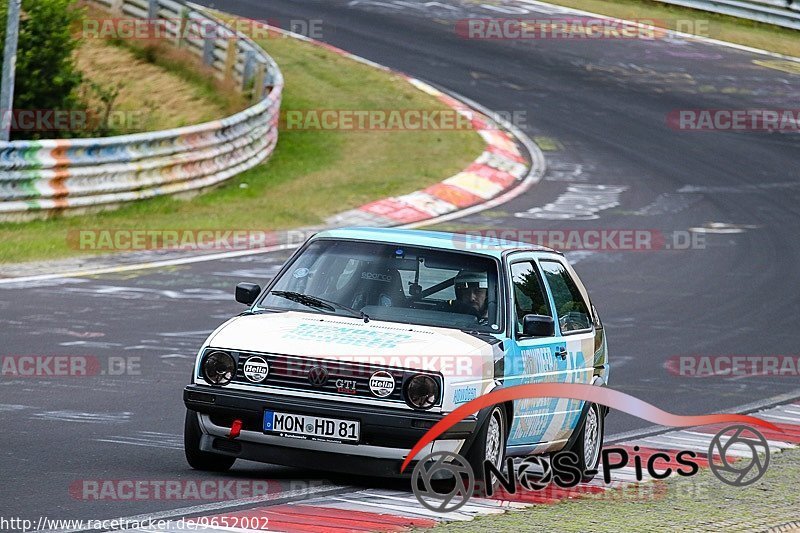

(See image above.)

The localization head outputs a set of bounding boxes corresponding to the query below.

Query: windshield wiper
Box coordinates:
[270,291,370,322]
[460,328,502,344]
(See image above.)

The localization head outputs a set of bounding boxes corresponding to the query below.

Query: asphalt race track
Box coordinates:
[2,0,800,526]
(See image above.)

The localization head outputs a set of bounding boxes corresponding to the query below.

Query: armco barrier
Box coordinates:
[0,0,283,221]
[655,0,800,31]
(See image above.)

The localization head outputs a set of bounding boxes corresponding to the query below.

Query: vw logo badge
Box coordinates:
[308,365,329,387]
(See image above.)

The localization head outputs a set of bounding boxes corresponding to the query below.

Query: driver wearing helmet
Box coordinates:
[451,270,489,319]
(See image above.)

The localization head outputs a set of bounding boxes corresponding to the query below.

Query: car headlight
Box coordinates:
[404,374,440,410]
[202,351,236,386]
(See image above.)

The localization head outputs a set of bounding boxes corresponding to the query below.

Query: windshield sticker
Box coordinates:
[283,323,413,349]
[361,272,392,282]
[292,268,310,279]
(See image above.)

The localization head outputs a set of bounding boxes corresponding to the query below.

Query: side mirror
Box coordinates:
[235,282,261,305]
[522,314,555,337]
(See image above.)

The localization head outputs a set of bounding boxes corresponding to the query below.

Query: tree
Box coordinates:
[0,0,83,136]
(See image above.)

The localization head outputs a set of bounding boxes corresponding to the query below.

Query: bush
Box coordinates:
[0,0,84,139]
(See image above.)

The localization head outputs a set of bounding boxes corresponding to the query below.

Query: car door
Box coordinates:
[538,256,597,447]
[504,257,572,454]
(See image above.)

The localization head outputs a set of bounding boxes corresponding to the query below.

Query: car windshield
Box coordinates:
[255,239,503,333]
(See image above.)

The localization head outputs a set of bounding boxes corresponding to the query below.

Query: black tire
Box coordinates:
[465,405,507,488]
[566,402,604,482]
[184,409,236,472]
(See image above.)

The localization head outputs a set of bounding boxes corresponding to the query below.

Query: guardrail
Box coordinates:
[0,0,283,221]
[656,0,800,31]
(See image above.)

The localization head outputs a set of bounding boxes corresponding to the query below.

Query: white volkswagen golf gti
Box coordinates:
[183,227,609,482]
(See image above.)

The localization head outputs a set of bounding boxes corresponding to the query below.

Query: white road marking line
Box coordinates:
[31,411,132,424]
[773,407,800,417]
[513,0,800,62]
[631,437,764,457]
[361,490,506,514]
[643,431,714,445]
[681,431,794,449]
[468,497,529,509]
[758,413,800,423]
[0,404,30,412]
[603,467,644,483]
[0,244,298,285]
[95,439,182,450]
[330,495,470,521]
[301,498,449,521]
[628,437,709,450]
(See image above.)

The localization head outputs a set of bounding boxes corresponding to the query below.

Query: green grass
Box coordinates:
[507,0,800,58]
[0,20,485,264]
[427,447,800,532]
[74,36,245,134]
[104,37,249,118]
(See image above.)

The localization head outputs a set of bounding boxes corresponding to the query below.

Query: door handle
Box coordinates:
[554,347,568,360]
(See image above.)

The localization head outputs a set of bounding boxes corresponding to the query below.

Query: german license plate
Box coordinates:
[263,410,360,443]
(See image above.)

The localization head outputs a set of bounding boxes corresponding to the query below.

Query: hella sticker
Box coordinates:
[369,371,395,397]
[243,356,269,383]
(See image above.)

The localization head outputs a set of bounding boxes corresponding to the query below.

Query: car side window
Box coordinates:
[510,262,552,334]
[540,260,591,333]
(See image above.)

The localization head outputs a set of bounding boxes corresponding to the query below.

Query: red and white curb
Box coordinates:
[256,21,537,229]
[127,401,800,532]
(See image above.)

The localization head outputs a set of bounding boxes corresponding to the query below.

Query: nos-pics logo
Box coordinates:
[411,425,770,513]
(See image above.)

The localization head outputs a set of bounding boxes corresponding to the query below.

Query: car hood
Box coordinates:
[208,311,494,361]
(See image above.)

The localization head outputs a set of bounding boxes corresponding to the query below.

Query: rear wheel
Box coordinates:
[184,409,236,472]
[465,405,507,488]
[566,402,604,482]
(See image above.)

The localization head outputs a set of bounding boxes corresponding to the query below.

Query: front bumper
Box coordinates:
[184,385,477,476]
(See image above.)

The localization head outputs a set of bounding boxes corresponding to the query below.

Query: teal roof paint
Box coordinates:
[312,227,558,258]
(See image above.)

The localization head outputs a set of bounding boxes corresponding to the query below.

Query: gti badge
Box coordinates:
[336,378,358,394]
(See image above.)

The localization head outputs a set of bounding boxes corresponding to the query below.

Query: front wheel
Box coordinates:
[465,405,507,488]
[184,409,236,472]
[566,402,604,482]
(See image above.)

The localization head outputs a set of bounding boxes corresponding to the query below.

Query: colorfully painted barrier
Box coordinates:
[0,0,283,220]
